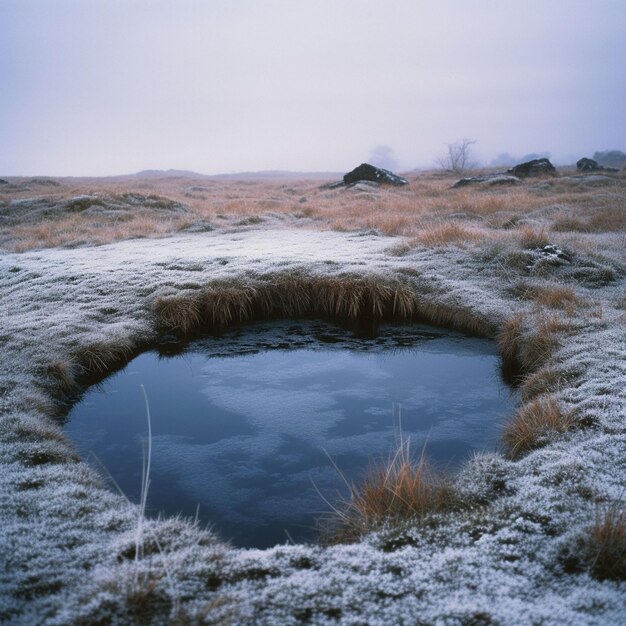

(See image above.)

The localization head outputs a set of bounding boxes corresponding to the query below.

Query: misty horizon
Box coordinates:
[1,1,625,177]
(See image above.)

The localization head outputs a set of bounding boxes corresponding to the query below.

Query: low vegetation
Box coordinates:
[587,503,626,581]
[1,168,625,254]
[321,437,456,543]
[502,395,576,459]
[152,272,495,341]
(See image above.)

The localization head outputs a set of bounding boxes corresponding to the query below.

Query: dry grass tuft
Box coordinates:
[519,284,582,310]
[3,169,624,254]
[499,310,571,375]
[199,283,257,329]
[46,360,78,394]
[519,313,571,372]
[408,222,482,247]
[153,296,202,336]
[520,366,567,401]
[322,438,455,543]
[587,503,626,580]
[74,338,135,378]
[553,205,626,233]
[152,273,494,340]
[502,395,576,459]
[518,226,551,249]
[497,313,525,371]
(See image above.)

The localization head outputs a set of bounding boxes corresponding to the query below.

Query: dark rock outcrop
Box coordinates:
[577,157,599,171]
[319,180,346,190]
[507,158,556,178]
[452,174,521,188]
[576,157,619,173]
[0,178,8,185]
[343,163,408,186]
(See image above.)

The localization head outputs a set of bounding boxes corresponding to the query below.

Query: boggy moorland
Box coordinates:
[0,167,625,624]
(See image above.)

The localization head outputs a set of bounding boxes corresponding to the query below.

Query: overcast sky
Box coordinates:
[1,0,625,176]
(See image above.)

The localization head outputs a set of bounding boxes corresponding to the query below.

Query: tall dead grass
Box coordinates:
[502,395,575,459]
[518,226,551,249]
[553,204,626,233]
[410,222,482,247]
[74,337,137,380]
[153,273,494,338]
[498,312,571,375]
[321,437,455,543]
[4,169,623,251]
[587,503,626,580]
[515,284,582,311]
[8,212,190,252]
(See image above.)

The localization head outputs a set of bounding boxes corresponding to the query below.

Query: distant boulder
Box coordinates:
[343,163,408,186]
[576,157,619,173]
[507,158,556,177]
[0,178,8,185]
[452,174,521,188]
[577,157,600,171]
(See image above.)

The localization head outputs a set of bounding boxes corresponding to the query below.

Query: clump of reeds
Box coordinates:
[321,437,455,543]
[502,395,575,459]
[498,311,570,375]
[497,313,525,372]
[518,226,550,249]
[586,503,626,580]
[46,360,79,395]
[515,283,582,311]
[74,337,135,379]
[520,366,565,401]
[152,272,494,340]
[553,205,626,233]
[522,313,573,372]
[153,295,202,336]
[407,222,482,247]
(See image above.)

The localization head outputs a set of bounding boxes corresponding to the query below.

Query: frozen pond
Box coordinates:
[65,321,517,548]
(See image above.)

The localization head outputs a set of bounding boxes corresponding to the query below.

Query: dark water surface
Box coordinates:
[65,321,516,548]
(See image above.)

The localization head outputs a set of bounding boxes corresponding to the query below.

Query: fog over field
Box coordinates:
[1,0,625,176]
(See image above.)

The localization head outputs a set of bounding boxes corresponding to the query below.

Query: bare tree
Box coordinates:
[437,138,478,173]
[368,145,398,171]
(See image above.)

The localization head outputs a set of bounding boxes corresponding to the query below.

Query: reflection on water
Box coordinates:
[65,321,516,548]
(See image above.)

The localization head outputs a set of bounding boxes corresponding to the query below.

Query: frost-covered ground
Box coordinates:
[1,227,625,624]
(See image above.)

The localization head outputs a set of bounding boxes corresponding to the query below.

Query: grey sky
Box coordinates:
[1,0,625,176]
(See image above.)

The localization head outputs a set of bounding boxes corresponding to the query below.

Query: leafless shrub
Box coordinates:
[437,138,478,173]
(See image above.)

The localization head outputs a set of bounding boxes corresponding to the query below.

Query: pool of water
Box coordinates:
[65,320,517,548]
